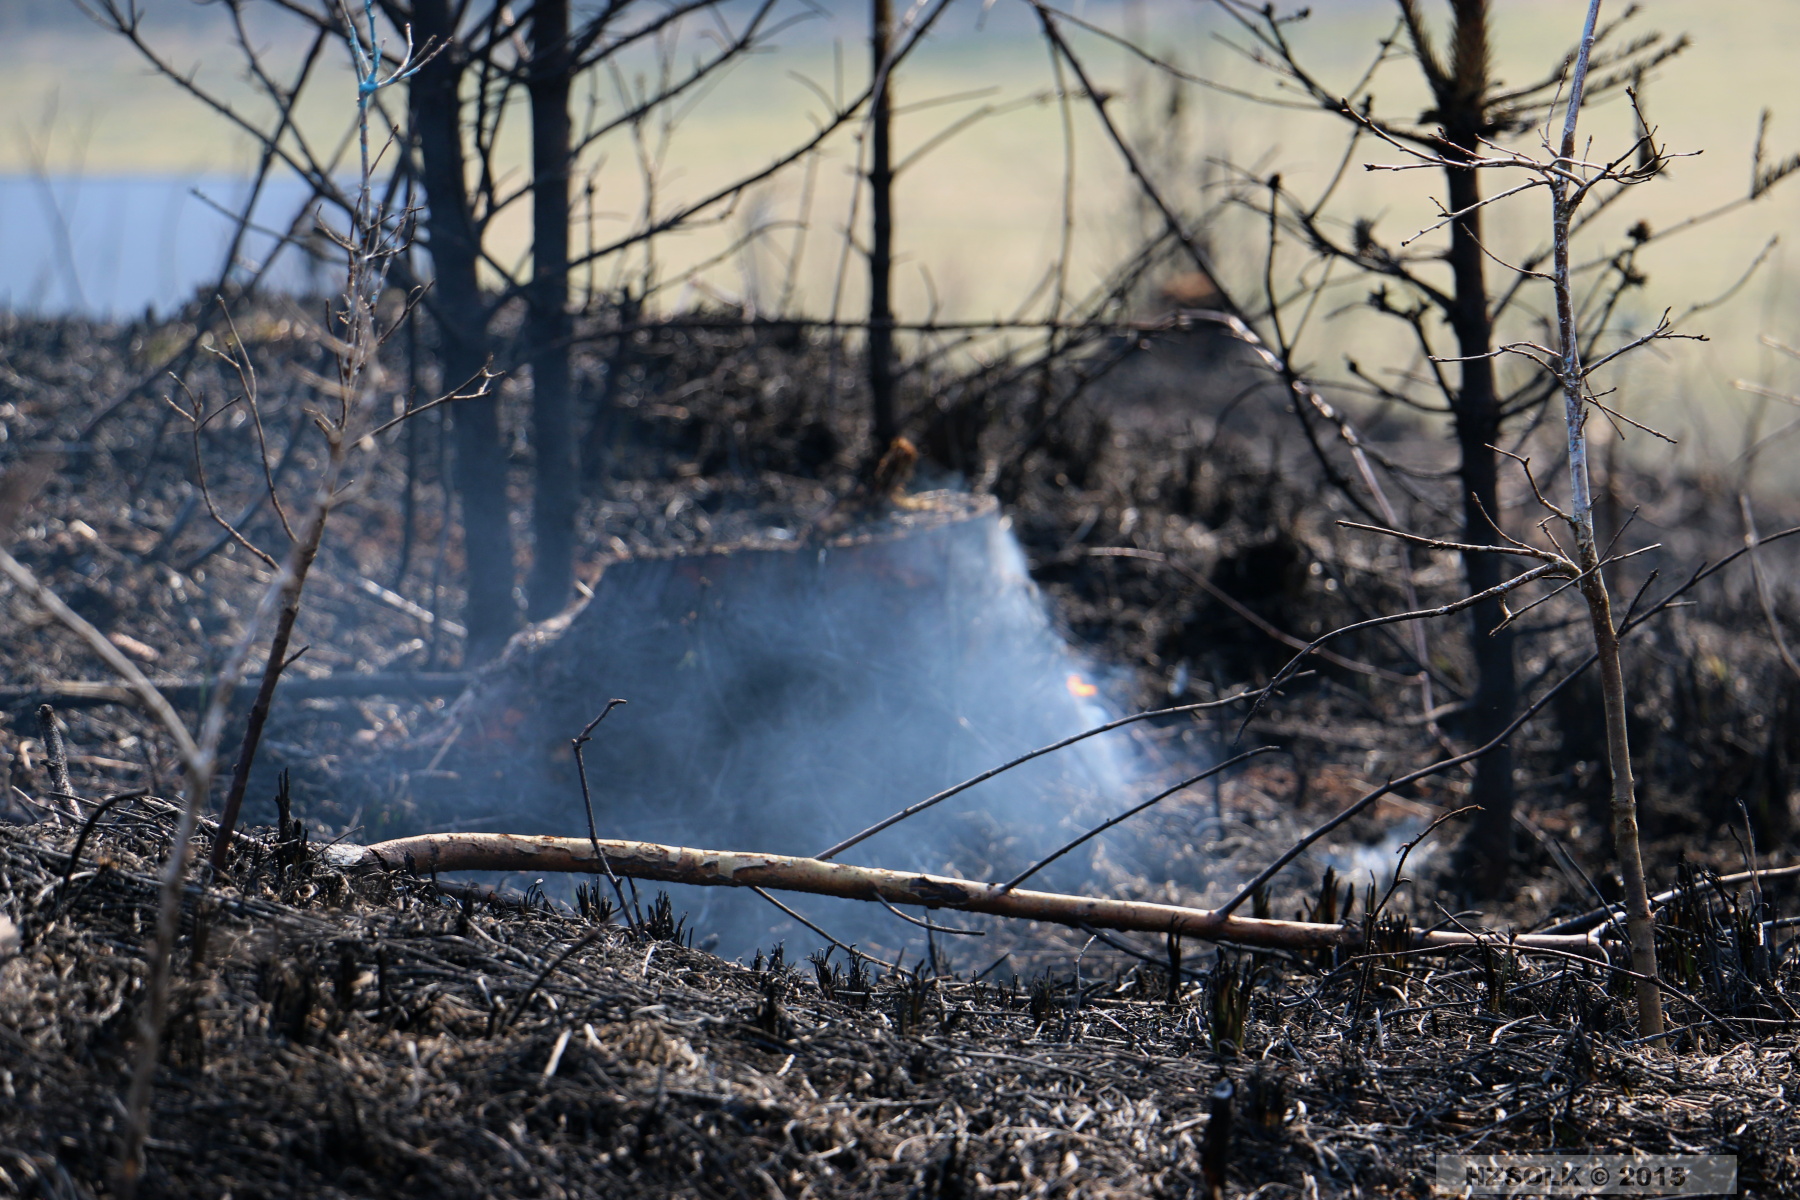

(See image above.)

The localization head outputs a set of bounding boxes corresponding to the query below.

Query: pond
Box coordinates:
[0,173,330,318]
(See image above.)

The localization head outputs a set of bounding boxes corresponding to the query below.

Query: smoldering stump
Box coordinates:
[397,493,1140,955]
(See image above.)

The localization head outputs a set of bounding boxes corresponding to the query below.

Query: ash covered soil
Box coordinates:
[3,302,1800,1196]
[7,812,1800,1200]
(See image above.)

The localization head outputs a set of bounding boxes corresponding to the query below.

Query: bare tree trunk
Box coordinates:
[867,0,898,449]
[1433,5,1518,898]
[409,0,517,661]
[1445,159,1517,896]
[525,0,578,621]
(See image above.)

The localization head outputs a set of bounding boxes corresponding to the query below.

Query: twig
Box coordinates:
[35,704,77,819]
[1369,805,1481,923]
[1216,640,1609,919]
[499,929,603,1030]
[815,685,1278,861]
[210,503,333,873]
[872,893,984,936]
[572,699,630,917]
[54,791,151,911]
[1087,548,1422,685]
[1233,562,1567,740]
[1548,0,1665,1041]
[1739,494,1800,682]
[750,887,907,974]
[998,748,1278,893]
[0,672,468,713]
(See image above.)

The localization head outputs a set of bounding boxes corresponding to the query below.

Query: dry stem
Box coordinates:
[1552,0,1664,1039]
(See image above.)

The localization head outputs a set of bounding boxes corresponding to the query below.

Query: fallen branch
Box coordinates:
[0,672,469,714]
[1541,862,1800,934]
[325,833,1599,956]
[0,546,201,766]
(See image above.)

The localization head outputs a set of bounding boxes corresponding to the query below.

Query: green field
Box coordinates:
[6,1,1798,472]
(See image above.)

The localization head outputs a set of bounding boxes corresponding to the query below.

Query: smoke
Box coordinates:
[412,497,1144,959]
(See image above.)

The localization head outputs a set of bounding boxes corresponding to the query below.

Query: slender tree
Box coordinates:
[525,0,578,621]
[1548,0,1664,1036]
[1398,0,1515,896]
[867,0,898,449]
[1213,0,1688,894]
[404,0,518,661]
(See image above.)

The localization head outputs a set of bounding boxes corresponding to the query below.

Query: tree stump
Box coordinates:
[401,493,1133,948]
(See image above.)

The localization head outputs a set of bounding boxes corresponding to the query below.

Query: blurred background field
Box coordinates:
[2,0,1797,478]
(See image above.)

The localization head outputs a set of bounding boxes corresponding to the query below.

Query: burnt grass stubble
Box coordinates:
[2,301,1800,1196]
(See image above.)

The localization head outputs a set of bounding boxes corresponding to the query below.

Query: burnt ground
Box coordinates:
[6,809,1800,1200]
[3,299,1800,1196]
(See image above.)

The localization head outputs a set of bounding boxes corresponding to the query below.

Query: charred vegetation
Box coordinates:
[5,0,1800,1195]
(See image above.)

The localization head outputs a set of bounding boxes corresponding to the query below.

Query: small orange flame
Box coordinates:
[1066,673,1098,699]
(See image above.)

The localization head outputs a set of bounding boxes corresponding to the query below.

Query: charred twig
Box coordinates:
[1217,645,1608,919]
[1369,805,1481,923]
[872,893,983,936]
[0,673,470,715]
[750,886,907,974]
[1232,561,1568,740]
[1087,547,1433,688]
[35,704,76,819]
[53,791,151,912]
[498,929,604,1031]
[572,699,630,916]
[816,684,1284,861]
[1200,1077,1234,1200]
[998,748,1279,893]
[210,534,329,876]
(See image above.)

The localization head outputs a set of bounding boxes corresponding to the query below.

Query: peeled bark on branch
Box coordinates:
[325,832,1599,956]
